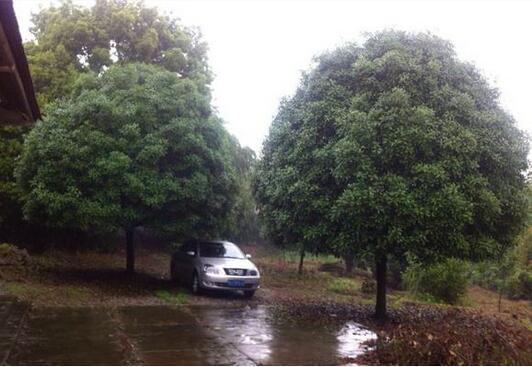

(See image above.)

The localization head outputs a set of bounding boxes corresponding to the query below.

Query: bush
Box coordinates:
[467,232,532,301]
[361,278,376,294]
[469,262,532,301]
[404,258,468,305]
[505,269,532,300]
[0,243,14,252]
[328,277,358,295]
[468,261,499,291]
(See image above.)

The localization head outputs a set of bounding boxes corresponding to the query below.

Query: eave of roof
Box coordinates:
[0,0,40,124]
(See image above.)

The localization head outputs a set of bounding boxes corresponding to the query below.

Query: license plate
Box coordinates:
[227,279,245,287]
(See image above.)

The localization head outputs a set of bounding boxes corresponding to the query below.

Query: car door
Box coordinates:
[177,240,197,283]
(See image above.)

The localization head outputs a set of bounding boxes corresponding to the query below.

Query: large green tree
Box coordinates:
[26,0,210,107]
[254,95,333,274]
[1,0,213,248]
[16,63,237,273]
[255,31,529,318]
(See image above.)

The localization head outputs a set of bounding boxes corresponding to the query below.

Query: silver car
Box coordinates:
[170,240,260,298]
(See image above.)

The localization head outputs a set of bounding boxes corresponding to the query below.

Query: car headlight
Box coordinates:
[203,264,222,275]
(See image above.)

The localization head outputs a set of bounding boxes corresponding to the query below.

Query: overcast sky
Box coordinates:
[14,0,532,155]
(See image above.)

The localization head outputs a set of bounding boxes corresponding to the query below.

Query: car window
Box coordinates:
[180,241,196,254]
[198,242,244,259]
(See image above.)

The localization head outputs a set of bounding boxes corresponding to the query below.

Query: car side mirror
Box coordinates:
[246,254,252,259]
[186,251,195,257]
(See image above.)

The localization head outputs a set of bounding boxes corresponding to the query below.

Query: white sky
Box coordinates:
[13,0,532,155]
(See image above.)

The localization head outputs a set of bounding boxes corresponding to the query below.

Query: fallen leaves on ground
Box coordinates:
[271,300,532,365]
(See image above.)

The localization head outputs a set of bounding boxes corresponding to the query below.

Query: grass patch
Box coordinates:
[63,287,90,302]
[153,289,188,305]
[5,281,90,304]
[328,277,359,295]
[279,250,338,264]
[5,282,42,298]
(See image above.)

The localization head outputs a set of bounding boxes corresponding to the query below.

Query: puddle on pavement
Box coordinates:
[337,321,377,364]
[189,305,377,365]
[6,304,377,365]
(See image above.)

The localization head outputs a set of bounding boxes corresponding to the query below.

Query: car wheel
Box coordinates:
[191,271,201,294]
[243,290,255,298]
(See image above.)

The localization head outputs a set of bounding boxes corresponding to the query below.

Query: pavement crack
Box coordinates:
[1,299,30,366]
[107,307,144,365]
[226,340,260,366]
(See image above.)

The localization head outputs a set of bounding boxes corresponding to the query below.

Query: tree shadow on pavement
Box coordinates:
[45,267,179,297]
[43,267,252,301]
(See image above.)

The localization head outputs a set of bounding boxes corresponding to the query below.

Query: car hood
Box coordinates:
[200,257,257,270]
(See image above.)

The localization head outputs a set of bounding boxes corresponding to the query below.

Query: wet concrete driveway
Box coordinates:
[1,296,375,365]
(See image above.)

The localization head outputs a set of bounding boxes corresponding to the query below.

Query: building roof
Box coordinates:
[0,0,40,124]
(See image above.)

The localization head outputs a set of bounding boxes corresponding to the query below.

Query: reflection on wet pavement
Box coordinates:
[193,306,376,365]
[118,305,255,365]
[8,307,125,365]
[337,322,377,364]
[5,301,376,365]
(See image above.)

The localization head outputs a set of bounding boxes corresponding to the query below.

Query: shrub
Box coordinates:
[328,278,358,295]
[469,262,532,301]
[0,243,14,252]
[468,261,499,291]
[467,232,532,301]
[404,258,468,305]
[361,278,376,294]
[505,269,532,300]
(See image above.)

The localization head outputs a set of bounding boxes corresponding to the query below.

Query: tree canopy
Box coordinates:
[16,63,237,272]
[26,0,210,107]
[226,139,260,243]
[255,31,529,318]
[0,125,26,230]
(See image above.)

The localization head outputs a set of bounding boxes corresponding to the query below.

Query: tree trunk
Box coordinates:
[298,245,305,275]
[126,227,135,274]
[344,253,355,274]
[375,254,388,319]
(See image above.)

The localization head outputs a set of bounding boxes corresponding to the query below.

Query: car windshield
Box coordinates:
[199,242,244,259]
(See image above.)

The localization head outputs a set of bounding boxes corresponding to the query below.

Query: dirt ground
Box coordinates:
[1,243,531,365]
